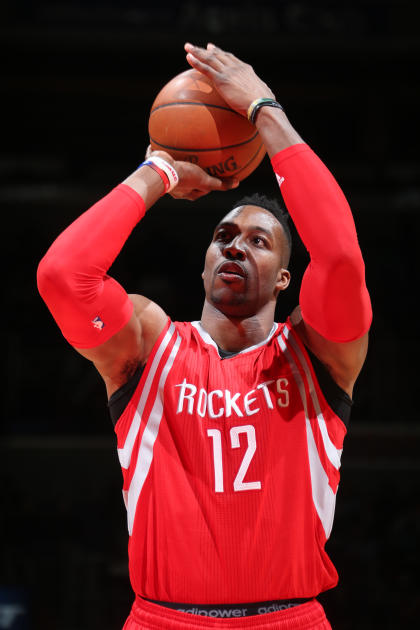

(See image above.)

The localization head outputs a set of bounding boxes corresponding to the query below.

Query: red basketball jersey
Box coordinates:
[113,318,348,603]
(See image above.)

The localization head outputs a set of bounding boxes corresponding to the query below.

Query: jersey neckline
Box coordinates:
[191,321,279,359]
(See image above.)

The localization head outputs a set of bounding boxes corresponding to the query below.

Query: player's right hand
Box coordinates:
[146,147,239,201]
[171,160,239,201]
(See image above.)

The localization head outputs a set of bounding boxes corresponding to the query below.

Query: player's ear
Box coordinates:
[274,268,290,296]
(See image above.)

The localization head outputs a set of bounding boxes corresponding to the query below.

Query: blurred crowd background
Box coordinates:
[1,1,419,628]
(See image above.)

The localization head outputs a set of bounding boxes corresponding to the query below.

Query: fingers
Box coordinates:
[187,42,236,63]
[170,189,203,201]
[170,177,239,201]
[206,42,237,64]
[216,177,240,191]
[184,42,228,75]
[175,161,239,190]
[171,188,216,201]
[185,51,213,76]
[200,173,239,192]
[170,158,239,201]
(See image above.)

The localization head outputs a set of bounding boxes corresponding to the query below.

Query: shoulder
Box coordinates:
[128,294,169,361]
[108,319,194,426]
[94,294,168,398]
[278,312,352,426]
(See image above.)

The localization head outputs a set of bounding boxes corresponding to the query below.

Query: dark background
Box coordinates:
[1,1,419,628]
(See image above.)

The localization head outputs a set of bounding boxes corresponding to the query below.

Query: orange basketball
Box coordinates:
[148,69,266,182]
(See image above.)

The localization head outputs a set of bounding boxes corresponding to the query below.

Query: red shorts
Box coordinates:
[123,596,332,630]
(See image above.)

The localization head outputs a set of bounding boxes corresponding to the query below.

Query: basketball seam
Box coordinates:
[150,102,242,116]
[149,131,260,153]
[235,143,266,175]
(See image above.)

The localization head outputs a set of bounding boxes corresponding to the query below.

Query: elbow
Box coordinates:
[37,250,68,301]
[37,253,54,299]
[301,251,372,342]
[37,249,105,307]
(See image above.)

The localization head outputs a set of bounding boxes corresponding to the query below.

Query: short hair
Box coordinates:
[231,193,292,266]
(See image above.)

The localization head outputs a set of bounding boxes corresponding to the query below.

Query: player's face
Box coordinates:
[202,205,290,317]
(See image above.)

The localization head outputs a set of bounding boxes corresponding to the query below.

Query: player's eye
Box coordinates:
[252,235,267,247]
[215,230,231,242]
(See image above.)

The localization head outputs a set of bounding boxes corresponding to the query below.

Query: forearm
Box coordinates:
[37,166,165,347]
[270,140,372,342]
[182,42,372,341]
[254,106,304,157]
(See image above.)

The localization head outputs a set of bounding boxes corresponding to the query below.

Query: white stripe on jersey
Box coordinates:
[117,323,177,469]
[305,416,337,539]
[277,328,337,539]
[127,332,182,535]
[283,326,343,470]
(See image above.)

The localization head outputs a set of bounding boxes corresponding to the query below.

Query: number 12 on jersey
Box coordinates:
[207,425,261,493]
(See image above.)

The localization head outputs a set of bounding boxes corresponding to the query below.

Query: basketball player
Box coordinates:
[37,43,372,629]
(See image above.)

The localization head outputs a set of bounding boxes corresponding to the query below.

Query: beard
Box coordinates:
[207,276,261,318]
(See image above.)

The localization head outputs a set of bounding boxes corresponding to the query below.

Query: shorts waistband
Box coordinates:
[141,597,312,618]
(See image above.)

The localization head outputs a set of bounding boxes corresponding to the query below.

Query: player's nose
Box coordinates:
[224,238,246,261]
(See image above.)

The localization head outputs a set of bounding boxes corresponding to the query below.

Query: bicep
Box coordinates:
[76,295,168,397]
[292,306,369,398]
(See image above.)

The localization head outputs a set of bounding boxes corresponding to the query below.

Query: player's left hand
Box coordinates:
[184,42,275,118]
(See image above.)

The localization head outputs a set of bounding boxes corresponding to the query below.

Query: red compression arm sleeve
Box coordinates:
[37,184,146,348]
[272,144,372,342]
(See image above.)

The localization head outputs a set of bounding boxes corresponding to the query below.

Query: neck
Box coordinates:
[200,300,276,352]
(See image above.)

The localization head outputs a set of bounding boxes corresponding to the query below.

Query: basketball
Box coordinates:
[148,69,266,182]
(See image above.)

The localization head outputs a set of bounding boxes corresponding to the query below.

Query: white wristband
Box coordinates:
[139,156,179,193]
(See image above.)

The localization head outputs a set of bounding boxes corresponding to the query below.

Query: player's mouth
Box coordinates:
[216,261,246,282]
